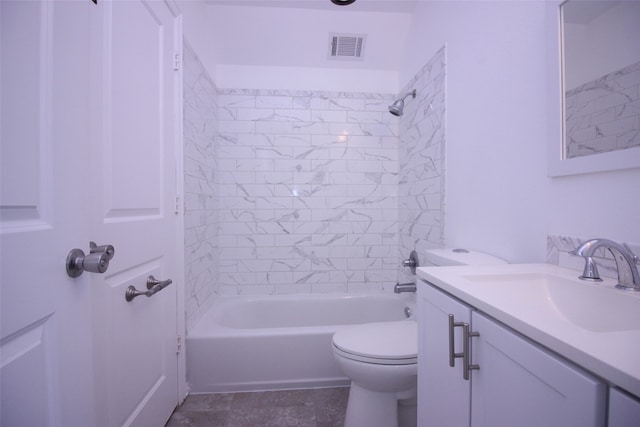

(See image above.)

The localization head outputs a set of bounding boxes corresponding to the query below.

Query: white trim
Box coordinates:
[546,1,640,177]
[169,4,188,404]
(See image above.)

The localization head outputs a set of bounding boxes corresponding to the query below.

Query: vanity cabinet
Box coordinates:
[418,278,472,426]
[609,388,640,427]
[418,281,606,427]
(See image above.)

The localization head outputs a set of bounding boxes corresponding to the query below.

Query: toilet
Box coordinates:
[332,248,507,427]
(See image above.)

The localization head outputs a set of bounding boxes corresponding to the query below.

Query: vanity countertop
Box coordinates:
[416,263,640,397]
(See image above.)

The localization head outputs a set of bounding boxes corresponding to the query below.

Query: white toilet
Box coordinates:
[332,248,507,427]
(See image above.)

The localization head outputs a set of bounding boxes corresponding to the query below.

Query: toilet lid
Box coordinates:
[332,321,417,361]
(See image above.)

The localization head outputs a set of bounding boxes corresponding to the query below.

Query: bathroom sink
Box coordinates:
[460,272,640,333]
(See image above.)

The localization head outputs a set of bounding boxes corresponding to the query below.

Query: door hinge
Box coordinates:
[174,196,181,215]
[177,336,183,354]
[173,52,181,71]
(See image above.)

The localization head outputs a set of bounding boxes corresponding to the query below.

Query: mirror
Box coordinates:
[548,0,640,176]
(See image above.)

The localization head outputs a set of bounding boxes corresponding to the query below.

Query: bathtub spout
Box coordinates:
[394,282,416,293]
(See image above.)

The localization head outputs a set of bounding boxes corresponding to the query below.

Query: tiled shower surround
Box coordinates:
[565,61,640,158]
[183,42,219,330]
[216,90,400,295]
[183,42,446,328]
[397,47,446,285]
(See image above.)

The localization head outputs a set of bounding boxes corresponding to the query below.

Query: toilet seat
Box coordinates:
[332,321,417,365]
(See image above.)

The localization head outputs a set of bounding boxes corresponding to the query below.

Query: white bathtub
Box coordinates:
[187,293,414,393]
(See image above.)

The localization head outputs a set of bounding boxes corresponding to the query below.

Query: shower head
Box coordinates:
[388,89,416,116]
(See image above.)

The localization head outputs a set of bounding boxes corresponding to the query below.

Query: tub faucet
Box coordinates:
[572,238,640,291]
[394,282,417,293]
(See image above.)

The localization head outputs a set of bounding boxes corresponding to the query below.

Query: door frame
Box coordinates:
[169,0,187,404]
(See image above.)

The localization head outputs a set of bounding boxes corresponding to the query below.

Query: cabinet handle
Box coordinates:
[448,314,465,367]
[462,323,480,380]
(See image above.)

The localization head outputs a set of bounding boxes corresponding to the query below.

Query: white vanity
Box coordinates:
[416,263,640,427]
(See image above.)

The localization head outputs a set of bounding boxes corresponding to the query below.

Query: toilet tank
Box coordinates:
[423,248,508,267]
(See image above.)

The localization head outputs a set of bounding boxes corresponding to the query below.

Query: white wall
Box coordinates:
[181,2,408,93]
[401,1,640,263]
[205,4,409,70]
[216,64,398,93]
[180,0,219,76]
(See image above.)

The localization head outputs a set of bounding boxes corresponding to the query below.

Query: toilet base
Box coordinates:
[398,395,417,427]
[344,383,417,427]
[344,383,398,427]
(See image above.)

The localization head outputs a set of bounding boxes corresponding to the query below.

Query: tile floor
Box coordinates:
[165,387,349,427]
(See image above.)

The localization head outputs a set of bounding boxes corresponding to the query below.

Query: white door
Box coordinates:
[1,1,96,426]
[88,1,181,426]
[1,1,182,426]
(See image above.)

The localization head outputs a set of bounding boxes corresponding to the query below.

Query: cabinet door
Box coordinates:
[470,312,606,427]
[609,388,640,427]
[418,282,472,426]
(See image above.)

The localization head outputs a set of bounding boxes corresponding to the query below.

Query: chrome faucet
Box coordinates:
[394,282,417,293]
[572,238,640,291]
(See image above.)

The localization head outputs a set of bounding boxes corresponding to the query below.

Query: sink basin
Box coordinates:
[461,272,640,333]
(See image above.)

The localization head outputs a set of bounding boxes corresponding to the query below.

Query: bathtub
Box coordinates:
[187,293,414,393]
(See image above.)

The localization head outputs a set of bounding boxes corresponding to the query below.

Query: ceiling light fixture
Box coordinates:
[331,0,356,6]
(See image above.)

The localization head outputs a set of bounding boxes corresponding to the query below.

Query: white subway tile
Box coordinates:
[256,96,292,109]
[256,121,293,134]
[218,94,255,108]
[219,120,256,134]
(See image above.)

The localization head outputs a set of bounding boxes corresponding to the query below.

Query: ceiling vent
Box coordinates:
[328,33,366,61]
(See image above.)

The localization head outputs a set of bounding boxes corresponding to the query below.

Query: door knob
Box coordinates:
[66,242,115,277]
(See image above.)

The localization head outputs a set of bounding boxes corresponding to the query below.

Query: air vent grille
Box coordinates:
[328,33,365,61]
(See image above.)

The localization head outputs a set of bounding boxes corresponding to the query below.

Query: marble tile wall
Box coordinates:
[216,89,400,294]
[182,44,448,324]
[398,46,447,285]
[183,42,219,330]
[565,61,640,158]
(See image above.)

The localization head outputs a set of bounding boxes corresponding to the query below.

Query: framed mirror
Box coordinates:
[547,0,640,176]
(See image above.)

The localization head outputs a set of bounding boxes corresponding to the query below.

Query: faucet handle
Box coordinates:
[402,250,419,275]
[402,258,416,267]
[579,256,602,282]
